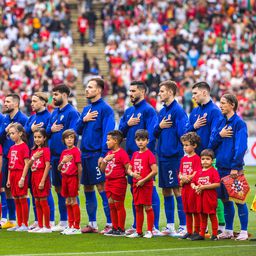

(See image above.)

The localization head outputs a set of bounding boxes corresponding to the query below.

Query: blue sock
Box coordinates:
[85,191,97,222]
[6,198,16,221]
[47,190,55,222]
[224,201,235,230]
[164,195,174,224]
[130,186,136,229]
[31,195,37,221]
[0,192,8,219]
[176,196,186,226]
[99,191,111,224]
[236,203,248,230]
[152,186,160,229]
[57,193,67,221]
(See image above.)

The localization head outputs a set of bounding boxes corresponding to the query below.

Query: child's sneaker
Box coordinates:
[191,233,205,241]
[100,225,112,234]
[125,226,136,235]
[51,223,67,232]
[15,225,28,232]
[126,232,143,238]
[161,227,176,236]
[217,230,234,240]
[28,222,38,230]
[28,227,42,233]
[60,227,72,235]
[112,228,125,237]
[152,227,163,237]
[7,225,19,231]
[180,232,192,240]
[143,231,153,239]
[37,227,52,233]
[173,227,187,238]
[81,225,98,233]
[104,228,116,236]
[235,231,248,241]
[65,228,81,235]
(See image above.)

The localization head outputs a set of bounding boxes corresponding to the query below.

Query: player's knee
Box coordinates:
[173,187,181,197]
[55,186,61,193]
[84,185,94,192]
[108,197,114,204]
[96,182,105,193]
[144,205,152,211]
[162,188,172,197]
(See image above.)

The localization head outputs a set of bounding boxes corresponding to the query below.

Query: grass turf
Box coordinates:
[0,166,255,256]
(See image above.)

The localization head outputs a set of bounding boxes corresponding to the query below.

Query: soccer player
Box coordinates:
[185,81,225,233]
[24,92,55,229]
[191,149,220,241]
[76,78,115,234]
[179,132,202,239]
[100,130,130,236]
[119,80,161,236]
[153,80,188,236]
[126,129,158,239]
[0,94,28,229]
[46,85,80,231]
[209,94,249,241]
[58,129,82,235]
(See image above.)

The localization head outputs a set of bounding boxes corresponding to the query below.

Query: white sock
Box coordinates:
[240,230,248,235]
[167,223,175,230]
[218,225,225,232]
[225,229,233,234]
[106,223,112,227]
[1,218,7,223]
[50,221,55,226]
[60,221,67,226]
[179,225,186,230]
[89,221,97,228]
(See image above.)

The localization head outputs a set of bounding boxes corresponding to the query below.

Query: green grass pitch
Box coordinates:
[0,167,255,256]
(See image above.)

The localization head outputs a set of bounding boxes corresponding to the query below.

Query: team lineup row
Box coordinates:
[0,78,249,240]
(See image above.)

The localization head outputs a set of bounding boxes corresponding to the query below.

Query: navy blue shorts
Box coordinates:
[158,157,181,188]
[217,168,230,200]
[81,152,105,186]
[51,157,62,187]
[1,157,8,187]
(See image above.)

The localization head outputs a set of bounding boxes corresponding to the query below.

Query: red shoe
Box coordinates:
[81,225,98,233]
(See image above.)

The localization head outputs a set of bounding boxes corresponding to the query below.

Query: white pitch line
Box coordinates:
[1,244,256,256]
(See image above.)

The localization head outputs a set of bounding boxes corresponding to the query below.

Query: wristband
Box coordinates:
[20,177,25,181]
[103,159,108,164]
[31,156,35,161]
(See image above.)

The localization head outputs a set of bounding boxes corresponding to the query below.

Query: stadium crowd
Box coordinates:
[0,0,78,113]
[101,0,256,122]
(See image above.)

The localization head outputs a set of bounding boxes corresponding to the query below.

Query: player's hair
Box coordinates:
[62,129,77,145]
[192,81,210,93]
[180,132,201,147]
[33,92,48,105]
[89,77,105,90]
[6,93,20,105]
[200,149,215,160]
[108,130,123,145]
[8,123,27,144]
[135,129,149,140]
[32,128,48,150]
[221,94,238,112]
[159,80,177,96]
[130,80,147,93]
[52,84,70,96]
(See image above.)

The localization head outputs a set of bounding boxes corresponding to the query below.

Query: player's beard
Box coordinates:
[3,107,14,114]
[53,97,63,107]
[130,95,140,105]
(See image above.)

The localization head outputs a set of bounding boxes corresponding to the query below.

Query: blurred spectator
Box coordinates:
[77,12,88,46]
[86,8,97,46]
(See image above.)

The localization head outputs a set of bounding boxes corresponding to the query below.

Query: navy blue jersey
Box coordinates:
[209,113,247,171]
[46,104,80,157]
[185,100,223,154]
[154,100,188,160]
[76,98,115,157]
[0,111,28,157]
[119,99,157,157]
[24,109,51,148]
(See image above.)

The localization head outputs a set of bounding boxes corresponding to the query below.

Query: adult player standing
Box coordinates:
[119,80,161,236]
[0,94,28,229]
[153,80,187,237]
[76,78,114,234]
[46,85,80,231]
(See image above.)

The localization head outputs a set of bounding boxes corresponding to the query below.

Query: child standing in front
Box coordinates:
[6,123,30,231]
[179,132,202,239]
[191,149,220,241]
[58,129,82,235]
[126,129,158,239]
[100,130,130,236]
[28,128,51,233]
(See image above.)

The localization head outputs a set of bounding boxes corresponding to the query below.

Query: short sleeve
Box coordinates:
[44,147,51,162]
[148,150,157,166]
[74,148,81,163]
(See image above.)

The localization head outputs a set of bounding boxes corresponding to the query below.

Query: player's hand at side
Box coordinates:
[62,155,73,163]
[159,116,173,129]
[104,154,114,163]
[219,125,233,138]
[6,180,10,188]
[136,179,145,187]
[18,179,24,188]
[39,181,45,190]
[31,121,44,132]
[193,115,207,129]
[83,108,98,122]
[127,114,140,126]
[133,171,141,179]
[33,150,43,160]
[51,121,64,133]
[98,157,103,168]
[230,169,238,179]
